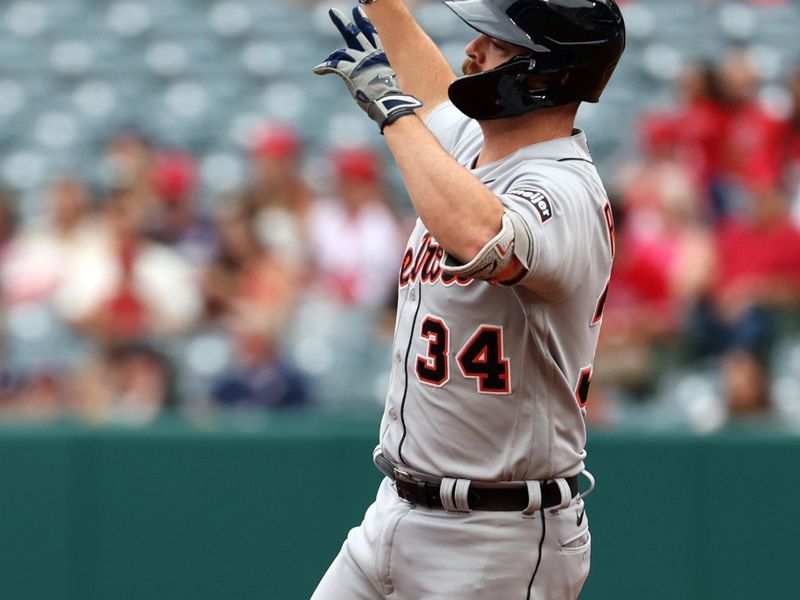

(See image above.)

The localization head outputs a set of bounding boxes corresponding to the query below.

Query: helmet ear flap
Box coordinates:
[516,69,570,96]
[449,54,575,120]
[448,56,542,120]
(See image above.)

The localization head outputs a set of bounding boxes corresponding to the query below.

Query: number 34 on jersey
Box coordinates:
[415,316,511,395]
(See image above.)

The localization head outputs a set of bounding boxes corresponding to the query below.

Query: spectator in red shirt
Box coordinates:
[597,164,714,401]
[673,62,729,193]
[638,61,728,196]
[640,50,786,220]
[689,190,800,413]
[713,47,786,215]
[782,67,800,224]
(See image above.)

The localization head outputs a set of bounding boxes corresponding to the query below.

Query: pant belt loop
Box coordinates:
[523,480,543,517]
[440,478,458,512]
[454,479,472,513]
[553,478,573,511]
[577,470,596,501]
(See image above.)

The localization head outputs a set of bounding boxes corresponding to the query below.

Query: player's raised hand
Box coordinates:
[313,7,422,133]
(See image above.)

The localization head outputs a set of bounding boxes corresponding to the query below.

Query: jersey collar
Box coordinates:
[469,129,592,173]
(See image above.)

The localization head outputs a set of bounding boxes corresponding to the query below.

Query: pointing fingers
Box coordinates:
[352,7,382,50]
[328,8,374,53]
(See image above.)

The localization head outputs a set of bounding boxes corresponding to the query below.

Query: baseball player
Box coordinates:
[311,1,625,598]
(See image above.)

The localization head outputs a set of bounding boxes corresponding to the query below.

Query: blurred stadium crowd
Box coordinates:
[0,0,799,431]
[0,121,408,423]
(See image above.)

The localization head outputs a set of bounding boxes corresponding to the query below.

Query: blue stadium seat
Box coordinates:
[0,36,48,74]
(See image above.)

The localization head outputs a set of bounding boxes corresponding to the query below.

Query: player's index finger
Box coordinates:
[328,8,365,52]
[352,7,380,49]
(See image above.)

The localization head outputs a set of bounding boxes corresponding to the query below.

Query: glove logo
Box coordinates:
[374,73,396,86]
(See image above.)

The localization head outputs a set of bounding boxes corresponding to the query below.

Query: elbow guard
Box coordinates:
[441,211,534,284]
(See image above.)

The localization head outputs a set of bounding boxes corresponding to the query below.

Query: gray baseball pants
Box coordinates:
[311,477,591,599]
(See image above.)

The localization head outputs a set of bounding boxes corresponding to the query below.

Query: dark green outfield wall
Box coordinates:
[1,414,797,600]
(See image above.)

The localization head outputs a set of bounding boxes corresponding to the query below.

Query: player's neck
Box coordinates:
[475,107,577,168]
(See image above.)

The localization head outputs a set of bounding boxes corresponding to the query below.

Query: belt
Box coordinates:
[374,453,579,512]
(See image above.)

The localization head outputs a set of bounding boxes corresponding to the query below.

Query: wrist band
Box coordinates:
[358,0,379,5]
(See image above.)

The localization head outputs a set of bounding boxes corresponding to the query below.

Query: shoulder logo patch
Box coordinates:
[507,189,553,224]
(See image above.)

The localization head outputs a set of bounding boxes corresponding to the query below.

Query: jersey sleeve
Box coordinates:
[424,101,479,156]
[500,175,600,301]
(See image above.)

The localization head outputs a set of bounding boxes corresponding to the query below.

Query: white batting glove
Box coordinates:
[313,7,422,133]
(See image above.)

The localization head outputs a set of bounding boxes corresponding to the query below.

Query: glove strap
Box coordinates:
[371,94,423,133]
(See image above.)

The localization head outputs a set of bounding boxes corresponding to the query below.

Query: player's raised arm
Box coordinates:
[312,8,544,275]
[312,8,507,264]
[313,1,624,284]
[384,117,517,268]
[360,0,456,119]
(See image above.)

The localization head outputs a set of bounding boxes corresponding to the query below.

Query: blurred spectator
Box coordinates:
[203,198,299,327]
[201,196,308,409]
[638,61,727,197]
[59,190,202,341]
[597,166,714,399]
[210,309,309,410]
[689,190,800,413]
[0,365,17,413]
[12,372,64,420]
[71,343,176,425]
[783,67,800,224]
[102,129,158,206]
[148,152,218,268]
[0,187,17,253]
[638,50,785,218]
[0,178,92,418]
[245,123,312,267]
[306,147,404,308]
[713,47,786,214]
[1,175,95,307]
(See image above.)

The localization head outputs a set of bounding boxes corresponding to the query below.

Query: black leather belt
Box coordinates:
[374,454,579,512]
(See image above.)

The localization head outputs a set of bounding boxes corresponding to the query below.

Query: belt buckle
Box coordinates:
[393,469,432,508]
[392,469,413,503]
[393,468,412,482]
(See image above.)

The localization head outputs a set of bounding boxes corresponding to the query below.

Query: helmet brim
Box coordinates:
[443,0,547,52]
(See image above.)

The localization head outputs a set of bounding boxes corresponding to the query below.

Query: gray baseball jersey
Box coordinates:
[378,102,615,483]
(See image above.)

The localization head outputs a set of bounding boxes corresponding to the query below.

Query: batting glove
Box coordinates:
[313,7,422,133]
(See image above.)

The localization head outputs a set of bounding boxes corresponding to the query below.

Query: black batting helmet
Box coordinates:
[444,0,626,120]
